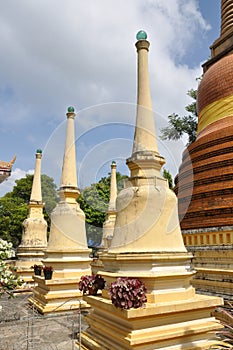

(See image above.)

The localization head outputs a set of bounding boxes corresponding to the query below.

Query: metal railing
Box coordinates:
[0,289,87,350]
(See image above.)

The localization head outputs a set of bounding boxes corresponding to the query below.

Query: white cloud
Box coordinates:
[0,0,211,185]
[0,0,209,116]
[145,0,211,58]
[0,168,34,197]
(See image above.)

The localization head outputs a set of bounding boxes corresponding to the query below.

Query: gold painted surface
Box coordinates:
[198,94,233,133]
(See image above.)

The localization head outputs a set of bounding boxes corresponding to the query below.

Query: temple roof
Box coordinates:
[0,156,16,184]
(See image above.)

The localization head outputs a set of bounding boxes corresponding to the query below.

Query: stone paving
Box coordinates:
[0,293,89,350]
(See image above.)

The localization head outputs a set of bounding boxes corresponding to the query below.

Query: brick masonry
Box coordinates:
[175,54,233,231]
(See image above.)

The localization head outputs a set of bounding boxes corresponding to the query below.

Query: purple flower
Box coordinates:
[109,277,147,310]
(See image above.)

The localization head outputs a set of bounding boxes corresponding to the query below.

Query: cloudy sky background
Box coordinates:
[0,0,220,195]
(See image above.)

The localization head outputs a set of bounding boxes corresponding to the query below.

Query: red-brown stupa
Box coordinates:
[174,0,233,300]
[175,0,233,231]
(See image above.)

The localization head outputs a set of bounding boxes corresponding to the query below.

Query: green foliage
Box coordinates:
[160,88,198,146]
[41,174,59,230]
[78,172,128,246]
[0,197,28,247]
[5,175,33,202]
[78,182,108,246]
[163,168,173,190]
[0,174,57,247]
[5,174,58,214]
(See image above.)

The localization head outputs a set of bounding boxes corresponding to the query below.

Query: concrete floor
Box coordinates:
[0,293,89,350]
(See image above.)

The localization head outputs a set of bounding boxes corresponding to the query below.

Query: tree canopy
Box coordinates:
[0,197,28,247]
[160,88,198,146]
[78,172,128,247]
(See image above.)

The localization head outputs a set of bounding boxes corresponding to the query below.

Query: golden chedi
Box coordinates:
[78,31,223,350]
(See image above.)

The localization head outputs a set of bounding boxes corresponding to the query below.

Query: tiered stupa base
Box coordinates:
[77,252,223,349]
[80,294,221,350]
[29,249,92,314]
[29,276,87,314]
[16,246,46,284]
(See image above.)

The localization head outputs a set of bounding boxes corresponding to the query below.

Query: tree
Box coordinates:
[163,168,174,190]
[78,182,108,247]
[0,197,28,247]
[160,88,198,146]
[41,174,59,229]
[0,174,57,247]
[5,174,58,216]
[78,172,128,247]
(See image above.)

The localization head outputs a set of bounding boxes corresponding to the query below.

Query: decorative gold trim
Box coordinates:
[183,230,233,246]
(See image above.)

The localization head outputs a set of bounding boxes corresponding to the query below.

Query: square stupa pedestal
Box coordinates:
[77,252,223,349]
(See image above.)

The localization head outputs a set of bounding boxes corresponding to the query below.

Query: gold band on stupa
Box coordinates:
[198,94,233,133]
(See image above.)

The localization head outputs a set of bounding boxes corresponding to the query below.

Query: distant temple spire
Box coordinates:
[108,161,117,212]
[100,161,117,249]
[29,107,91,314]
[19,149,47,248]
[60,106,78,190]
[30,149,42,203]
[47,106,88,250]
[16,149,47,283]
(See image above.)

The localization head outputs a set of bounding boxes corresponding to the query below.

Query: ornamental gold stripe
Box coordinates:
[198,94,233,133]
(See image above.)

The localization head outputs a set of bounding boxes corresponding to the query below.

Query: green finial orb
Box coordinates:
[36,149,42,154]
[112,161,116,165]
[67,106,75,113]
[136,30,147,41]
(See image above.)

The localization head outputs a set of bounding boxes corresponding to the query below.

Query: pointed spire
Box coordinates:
[16,149,47,282]
[60,106,78,189]
[100,161,118,250]
[108,161,117,211]
[127,31,165,179]
[132,30,158,155]
[30,149,42,203]
[46,106,88,250]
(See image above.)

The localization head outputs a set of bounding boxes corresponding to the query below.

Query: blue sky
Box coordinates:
[0,0,221,195]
